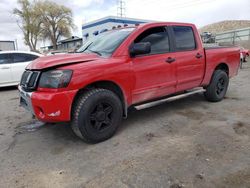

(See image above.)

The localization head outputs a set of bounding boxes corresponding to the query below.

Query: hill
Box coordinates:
[199,20,250,34]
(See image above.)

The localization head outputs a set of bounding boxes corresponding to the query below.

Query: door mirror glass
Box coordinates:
[130,42,151,57]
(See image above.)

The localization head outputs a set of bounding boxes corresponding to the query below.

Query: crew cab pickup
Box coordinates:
[19,22,240,143]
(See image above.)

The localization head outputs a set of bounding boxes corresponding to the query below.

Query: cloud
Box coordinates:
[0,0,249,50]
[125,0,250,27]
[0,0,28,50]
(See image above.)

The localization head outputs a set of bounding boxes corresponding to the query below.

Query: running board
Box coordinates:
[134,88,205,110]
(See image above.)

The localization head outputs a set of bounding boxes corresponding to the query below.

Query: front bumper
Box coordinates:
[18,86,78,122]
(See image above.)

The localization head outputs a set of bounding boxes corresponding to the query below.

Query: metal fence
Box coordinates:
[215,27,250,48]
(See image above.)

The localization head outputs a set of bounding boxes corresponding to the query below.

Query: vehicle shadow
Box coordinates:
[118,93,206,133]
[0,86,18,92]
[38,122,82,143]
[39,93,206,144]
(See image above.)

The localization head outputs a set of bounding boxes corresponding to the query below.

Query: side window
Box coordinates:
[25,54,39,61]
[0,54,11,64]
[12,53,27,63]
[12,53,38,63]
[173,26,196,51]
[134,27,170,55]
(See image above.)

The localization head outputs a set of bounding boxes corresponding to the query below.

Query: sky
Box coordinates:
[0,0,249,50]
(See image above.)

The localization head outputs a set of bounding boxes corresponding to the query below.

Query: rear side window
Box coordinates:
[134,27,170,55]
[25,54,39,61]
[12,53,39,63]
[0,54,11,64]
[173,26,196,51]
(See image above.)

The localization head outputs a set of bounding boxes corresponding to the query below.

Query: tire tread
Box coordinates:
[204,70,229,102]
[71,88,122,143]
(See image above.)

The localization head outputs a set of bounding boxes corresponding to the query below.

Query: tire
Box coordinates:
[71,88,123,143]
[204,70,229,102]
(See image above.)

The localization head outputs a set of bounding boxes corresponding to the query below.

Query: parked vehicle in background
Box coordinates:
[46,51,67,55]
[240,47,249,62]
[19,22,240,143]
[201,32,215,43]
[0,51,41,87]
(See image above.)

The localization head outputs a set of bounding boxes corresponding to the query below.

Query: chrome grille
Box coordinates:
[20,71,40,91]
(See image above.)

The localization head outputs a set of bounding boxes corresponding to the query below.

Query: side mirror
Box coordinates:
[130,42,151,57]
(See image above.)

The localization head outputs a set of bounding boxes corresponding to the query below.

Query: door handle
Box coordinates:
[196,53,203,59]
[166,57,175,63]
[1,66,10,69]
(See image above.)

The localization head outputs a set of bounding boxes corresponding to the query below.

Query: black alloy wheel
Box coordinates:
[89,102,113,132]
[204,70,229,102]
[71,88,123,143]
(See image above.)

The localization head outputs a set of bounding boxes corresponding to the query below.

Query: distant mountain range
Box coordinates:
[199,20,250,34]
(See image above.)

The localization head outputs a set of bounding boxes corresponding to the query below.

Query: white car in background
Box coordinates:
[0,51,41,87]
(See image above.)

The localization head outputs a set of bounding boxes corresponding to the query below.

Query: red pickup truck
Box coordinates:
[19,22,240,143]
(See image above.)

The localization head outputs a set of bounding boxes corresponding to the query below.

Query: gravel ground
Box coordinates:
[0,64,250,188]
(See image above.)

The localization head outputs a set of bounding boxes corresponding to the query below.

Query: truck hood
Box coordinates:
[27,53,100,70]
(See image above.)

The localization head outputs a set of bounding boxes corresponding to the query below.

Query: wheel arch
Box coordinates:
[202,62,230,87]
[214,63,229,75]
[72,80,128,118]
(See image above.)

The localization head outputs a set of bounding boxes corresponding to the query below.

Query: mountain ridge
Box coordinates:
[199,20,250,34]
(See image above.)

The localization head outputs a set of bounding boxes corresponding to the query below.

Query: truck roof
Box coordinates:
[138,21,196,28]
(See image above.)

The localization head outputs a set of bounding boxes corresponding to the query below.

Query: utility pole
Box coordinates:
[15,39,18,51]
[117,0,126,17]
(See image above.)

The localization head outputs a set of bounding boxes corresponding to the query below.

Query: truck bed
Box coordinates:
[202,46,240,85]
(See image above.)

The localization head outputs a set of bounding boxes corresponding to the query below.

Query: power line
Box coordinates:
[117,0,126,17]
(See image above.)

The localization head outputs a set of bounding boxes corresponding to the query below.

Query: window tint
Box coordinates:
[0,54,11,64]
[135,27,170,54]
[12,53,39,63]
[26,54,39,61]
[173,26,196,51]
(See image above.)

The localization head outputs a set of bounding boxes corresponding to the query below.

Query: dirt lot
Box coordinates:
[0,64,250,188]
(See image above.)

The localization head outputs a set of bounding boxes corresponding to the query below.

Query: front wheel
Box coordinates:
[204,70,229,102]
[71,88,123,143]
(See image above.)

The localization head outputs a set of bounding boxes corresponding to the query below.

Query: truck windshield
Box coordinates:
[77,28,135,57]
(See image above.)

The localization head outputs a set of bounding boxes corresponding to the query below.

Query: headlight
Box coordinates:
[39,70,72,88]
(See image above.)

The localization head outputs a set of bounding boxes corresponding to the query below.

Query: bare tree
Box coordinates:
[13,0,43,52]
[36,0,75,50]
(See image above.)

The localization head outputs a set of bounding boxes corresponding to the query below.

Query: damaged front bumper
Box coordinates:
[18,85,78,122]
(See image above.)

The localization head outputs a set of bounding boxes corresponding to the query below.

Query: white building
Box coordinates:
[82,16,152,41]
[0,40,16,51]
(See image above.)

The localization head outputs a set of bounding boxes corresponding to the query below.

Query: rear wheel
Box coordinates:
[204,70,229,102]
[71,88,123,143]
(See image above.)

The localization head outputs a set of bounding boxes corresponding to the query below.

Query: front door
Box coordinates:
[0,53,12,86]
[131,26,176,104]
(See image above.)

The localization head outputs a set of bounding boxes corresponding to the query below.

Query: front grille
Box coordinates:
[20,71,40,91]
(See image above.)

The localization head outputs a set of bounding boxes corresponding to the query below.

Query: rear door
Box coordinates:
[131,26,177,104]
[170,26,205,91]
[10,53,39,83]
[0,53,12,85]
